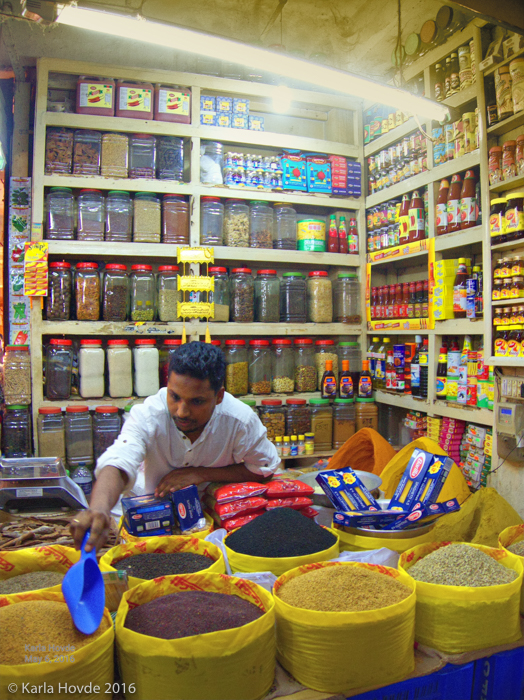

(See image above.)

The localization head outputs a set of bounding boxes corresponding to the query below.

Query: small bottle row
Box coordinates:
[433,44,475,100]
[434,170,480,235]
[366,189,428,252]
[494,325,524,358]
[432,111,479,165]
[369,280,429,321]
[492,255,524,300]
[489,194,524,246]
[488,137,524,185]
[367,133,428,195]
[435,338,494,409]
[492,305,524,327]
[368,336,429,398]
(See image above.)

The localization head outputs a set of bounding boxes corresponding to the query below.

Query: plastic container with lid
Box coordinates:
[157,265,181,322]
[248,339,271,395]
[103,264,129,322]
[502,140,517,181]
[46,187,75,240]
[73,130,101,176]
[76,76,115,115]
[45,128,73,174]
[315,339,339,389]
[157,136,184,180]
[64,406,93,468]
[274,204,297,250]
[334,272,361,323]
[200,141,224,185]
[356,398,378,431]
[154,85,191,123]
[280,272,307,323]
[224,339,248,396]
[46,261,72,321]
[105,191,132,242]
[45,339,73,401]
[517,134,524,175]
[162,195,189,245]
[129,134,156,179]
[37,407,66,460]
[2,406,31,458]
[201,197,224,245]
[230,268,254,323]
[333,399,356,448]
[286,399,311,436]
[490,198,507,245]
[488,146,503,185]
[209,267,229,322]
[496,66,514,121]
[3,345,31,406]
[79,339,105,398]
[294,338,317,392]
[159,338,182,387]
[134,339,159,397]
[505,193,524,242]
[101,133,128,178]
[134,192,161,243]
[130,264,155,321]
[75,262,100,321]
[259,399,286,442]
[107,339,133,398]
[93,406,121,463]
[272,338,295,394]
[254,269,280,323]
[250,201,273,249]
[224,199,249,247]
[77,189,105,241]
[116,80,153,119]
[309,398,332,451]
[307,271,333,323]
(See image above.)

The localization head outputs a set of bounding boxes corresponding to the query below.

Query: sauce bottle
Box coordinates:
[408,190,425,242]
[339,359,354,398]
[435,179,449,236]
[385,349,396,391]
[358,360,373,398]
[411,335,423,397]
[327,214,339,253]
[444,56,452,97]
[459,170,477,230]
[446,173,463,233]
[453,258,469,318]
[338,216,349,254]
[321,359,337,398]
[349,217,359,254]
[407,281,416,318]
[449,52,460,94]
[434,63,444,101]
[394,283,403,318]
[436,346,448,399]
[494,327,508,356]
[398,193,410,245]
[370,288,378,319]
[401,282,409,318]
[414,280,424,317]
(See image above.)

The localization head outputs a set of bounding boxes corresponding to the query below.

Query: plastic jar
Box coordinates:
[106,191,132,242]
[286,399,311,436]
[129,134,156,179]
[224,339,248,396]
[93,406,121,463]
[338,341,361,387]
[103,264,129,322]
[107,339,133,398]
[273,203,297,250]
[334,272,361,323]
[75,262,100,321]
[255,269,280,323]
[73,130,101,176]
[505,193,524,242]
[77,189,105,241]
[272,338,295,394]
[490,198,507,245]
[156,136,184,180]
[159,338,182,387]
[209,267,229,322]
[46,261,72,321]
[249,201,273,249]
[46,187,75,240]
[200,141,223,185]
[45,128,73,174]
[259,400,286,441]
[488,146,503,185]
[355,398,378,431]
[157,265,181,321]
[315,339,339,389]
[307,271,333,323]
[294,338,317,392]
[154,86,191,124]
[134,339,160,397]
[248,339,271,395]
[200,197,224,245]
[37,407,66,460]
[79,339,105,398]
[64,406,93,468]
[309,398,332,451]
[280,272,307,323]
[116,80,153,119]
[3,345,31,405]
[332,399,356,448]
[45,339,73,400]
[230,268,254,323]
[2,406,31,458]
[502,140,517,180]
[101,133,129,178]
[130,264,156,321]
[133,193,161,243]
[517,135,524,175]
[224,199,249,247]
[76,76,116,115]
[162,195,189,244]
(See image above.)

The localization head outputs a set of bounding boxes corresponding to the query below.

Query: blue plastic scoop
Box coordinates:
[61,530,105,634]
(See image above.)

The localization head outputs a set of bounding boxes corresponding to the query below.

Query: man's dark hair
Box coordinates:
[168,341,226,393]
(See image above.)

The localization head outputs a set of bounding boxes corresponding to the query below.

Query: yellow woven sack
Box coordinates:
[399,541,523,654]
[380,437,471,504]
[0,590,114,700]
[499,524,524,614]
[274,561,416,693]
[0,545,80,595]
[224,527,339,576]
[118,512,213,544]
[116,572,275,700]
[100,535,225,587]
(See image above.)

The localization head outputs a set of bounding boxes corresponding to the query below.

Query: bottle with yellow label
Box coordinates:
[436,347,448,399]
[490,198,507,244]
[494,327,509,356]
[504,192,524,242]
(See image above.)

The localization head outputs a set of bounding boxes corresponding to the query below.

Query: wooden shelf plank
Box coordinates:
[432,401,494,426]
[281,450,336,461]
[374,390,429,411]
[212,247,360,267]
[490,239,524,253]
[443,84,478,110]
[433,318,485,334]
[43,175,192,195]
[491,299,523,307]
[433,226,483,251]
[363,118,419,158]
[484,47,524,77]
[195,185,363,210]
[490,174,524,193]
[487,110,524,137]
[203,323,362,336]
[486,356,524,367]
[369,247,428,267]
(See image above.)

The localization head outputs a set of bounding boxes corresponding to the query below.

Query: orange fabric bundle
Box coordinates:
[326,428,397,476]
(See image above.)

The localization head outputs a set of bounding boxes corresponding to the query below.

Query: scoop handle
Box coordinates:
[80,529,98,560]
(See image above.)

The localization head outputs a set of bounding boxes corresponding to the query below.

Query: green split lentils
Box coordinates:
[0,570,64,594]
[409,544,518,587]
[508,541,524,557]
[277,565,411,612]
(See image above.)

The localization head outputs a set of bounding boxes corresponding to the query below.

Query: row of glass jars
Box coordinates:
[45,128,184,181]
[45,188,189,244]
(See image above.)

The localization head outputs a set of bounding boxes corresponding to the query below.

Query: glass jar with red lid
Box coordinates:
[162,195,189,245]
[294,338,316,391]
[130,264,155,321]
[75,262,100,321]
[133,338,159,397]
[230,268,254,323]
[248,339,271,395]
[307,271,332,323]
[107,339,132,397]
[272,338,294,393]
[157,265,180,322]
[47,261,72,321]
[93,406,121,463]
[37,407,65,459]
[286,398,311,436]
[103,264,129,322]
[46,339,73,400]
[64,406,93,468]
[259,399,286,441]
[224,339,248,396]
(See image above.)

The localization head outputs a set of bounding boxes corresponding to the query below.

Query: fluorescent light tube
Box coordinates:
[57,5,450,121]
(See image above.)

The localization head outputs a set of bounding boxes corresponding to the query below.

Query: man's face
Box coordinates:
[166,372,224,435]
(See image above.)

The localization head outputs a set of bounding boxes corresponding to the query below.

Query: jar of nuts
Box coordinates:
[130,264,156,321]
[294,338,317,391]
[285,398,311,436]
[224,339,248,396]
[254,269,280,323]
[45,127,73,174]
[224,199,249,247]
[46,261,72,321]
[315,339,339,389]
[75,262,101,321]
[307,271,333,323]
[103,264,129,322]
[101,132,129,178]
[271,338,295,394]
[134,192,161,243]
[248,339,271,395]
[259,399,286,442]
[230,268,254,323]
[249,201,273,249]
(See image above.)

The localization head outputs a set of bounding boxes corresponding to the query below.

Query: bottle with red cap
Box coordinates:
[107,339,133,396]
[224,339,248,396]
[157,265,181,322]
[46,339,74,400]
[230,268,254,323]
[272,338,295,394]
[133,339,159,397]
[248,339,271,395]
[130,264,155,321]
[64,406,94,469]
[93,406,122,462]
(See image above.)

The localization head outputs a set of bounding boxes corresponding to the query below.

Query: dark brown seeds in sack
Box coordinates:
[113,551,213,579]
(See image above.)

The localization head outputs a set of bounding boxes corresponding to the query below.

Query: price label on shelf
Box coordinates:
[367,238,429,264]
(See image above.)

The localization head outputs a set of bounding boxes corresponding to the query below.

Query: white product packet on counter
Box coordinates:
[329,547,400,569]
[205,528,231,575]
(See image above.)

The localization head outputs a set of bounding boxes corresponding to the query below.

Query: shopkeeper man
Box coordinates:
[70,342,280,552]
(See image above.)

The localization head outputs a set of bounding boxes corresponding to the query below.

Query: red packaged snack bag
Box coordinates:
[205,481,268,504]
[222,510,266,532]
[265,479,315,498]
[207,496,268,519]
[300,506,319,519]
[265,497,313,510]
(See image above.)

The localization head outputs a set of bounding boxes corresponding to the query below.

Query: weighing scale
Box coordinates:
[0,458,89,513]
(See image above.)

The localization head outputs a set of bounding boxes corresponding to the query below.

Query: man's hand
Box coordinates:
[155,468,205,498]
[70,509,112,553]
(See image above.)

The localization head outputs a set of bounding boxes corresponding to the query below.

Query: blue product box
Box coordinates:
[217,114,231,128]
[216,96,233,113]
[383,498,460,531]
[472,647,524,700]
[171,485,206,532]
[200,95,216,112]
[122,494,175,537]
[306,155,332,194]
[389,449,454,511]
[333,509,407,529]
[232,115,248,129]
[316,468,380,512]
[200,112,217,126]
[281,150,307,191]
[248,115,265,131]
[233,97,249,114]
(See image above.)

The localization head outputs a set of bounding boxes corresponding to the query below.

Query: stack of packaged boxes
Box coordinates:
[404,411,427,440]
[427,416,442,443]
[460,425,493,489]
[201,95,263,130]
[439,418,466,465]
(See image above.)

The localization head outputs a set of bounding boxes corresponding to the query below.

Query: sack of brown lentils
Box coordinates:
[115,572,275,700]
[0,545,80,597]
[400,541,523,654]
[273,560,416,693]
[498,524,524,614]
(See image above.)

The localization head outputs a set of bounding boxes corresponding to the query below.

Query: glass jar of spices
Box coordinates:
[77,189,105,241]
[162,195,189,245]
[157,265,181,321]
[134,192,161,243]
[129,133,156,179]
[332,399,356,448]
[280,272,307,323]
[334,272,361,323]
[224,199,249,247]
[356,398,378,432]
[134,339,160,397]
[307,271,333,323]
[103,264,129,322]
[105,191,132,242]
[130,264,155,321]
[73,129,101,176]
[46,261,72,321]
[75,262,100,321]
[2,405,32,458]
[107,339,133,398]
[45,339,73,400]
[230,268,254,323]
[224,339,248,396]
[3,345,31,405]
[248,339,271,395]
[209,267,229,322]
[45,128,73,174]
[93,406,121,463]
[64,406,93,468]
[259,399,286,442]
[101,133,129,178]
[272,338,294,394]
[159,338,182,387]
[309,398,333,451]
[200,196,224,245]
[273,203,297,250]
[37,407,66,460]
[254,269,280,323]
[249,201,273,249]
[294,338,317,392]
[157,136,184,180]
[79,339,105,398]
[46,187,75,240]
[285,399,311,436]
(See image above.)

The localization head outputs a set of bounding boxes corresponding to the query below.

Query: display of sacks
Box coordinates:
[499,524,524,614]
[115,572,275,700]
[118,512,214,544]
[0,545,80,596]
